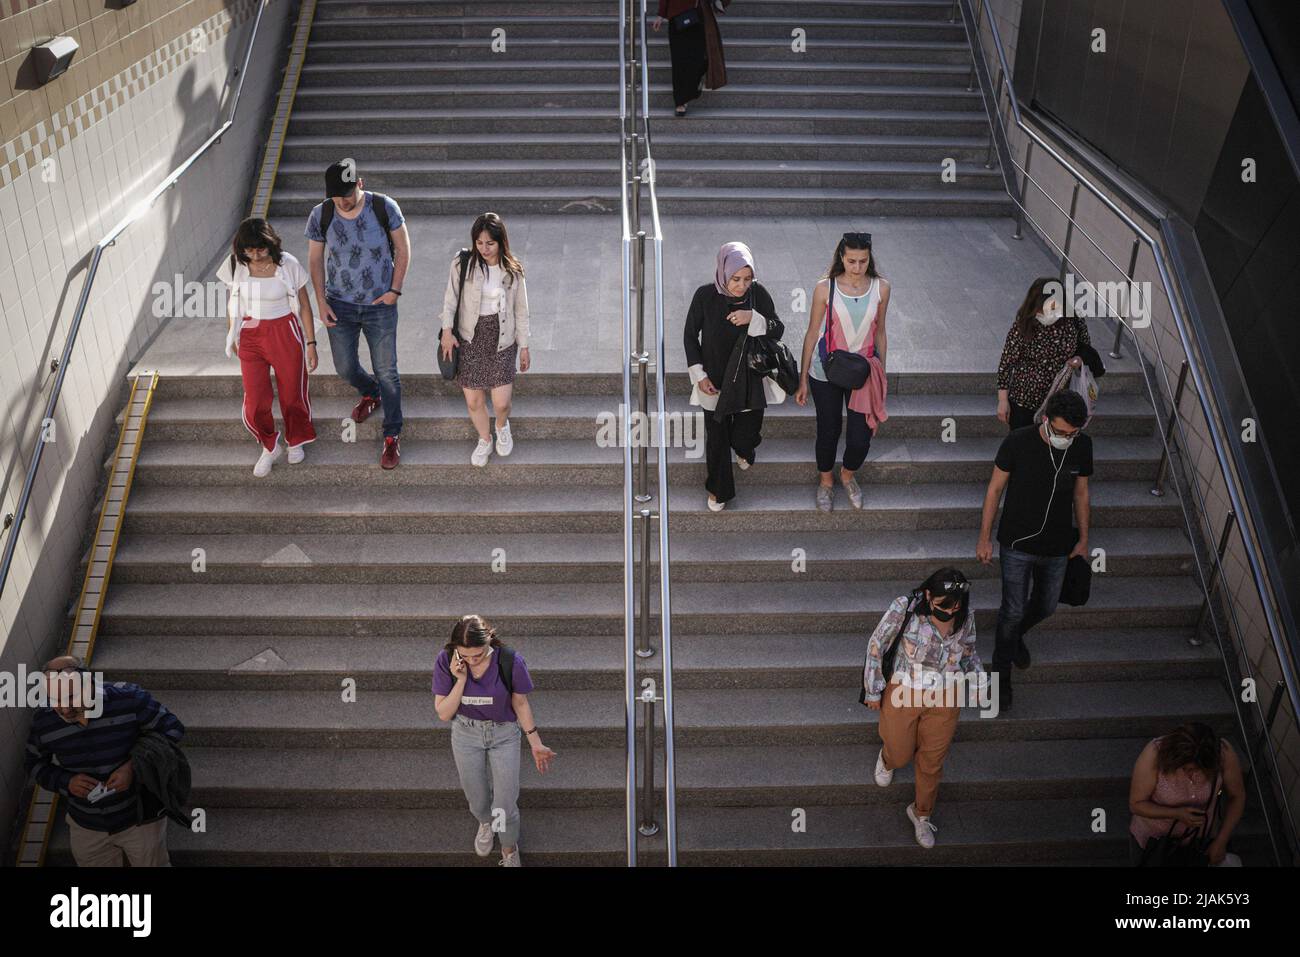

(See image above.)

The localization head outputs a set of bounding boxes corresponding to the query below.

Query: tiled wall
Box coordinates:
[0,0,293,847]
[983,0,1300,857]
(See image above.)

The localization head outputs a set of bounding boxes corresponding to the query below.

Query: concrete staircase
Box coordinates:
[43,366,1259,865]
[648,0,1015,215]
[269,0,624,217]
[268,0,1009,219]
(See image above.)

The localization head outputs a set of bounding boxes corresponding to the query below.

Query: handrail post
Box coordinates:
[1110,236,1142,359]
[1191,511,1237,647]
[1150,360,1189,497]
[1058,181,1080,281]
[638,671,660,840]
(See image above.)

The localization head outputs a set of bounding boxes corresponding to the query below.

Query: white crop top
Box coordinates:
[216,251,309,321]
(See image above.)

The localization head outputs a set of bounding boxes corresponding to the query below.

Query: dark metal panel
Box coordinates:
[1128,0,1190,194]
[1162,0,1251,216]
[1106,0,1160,167]
[1077,0,1126,153]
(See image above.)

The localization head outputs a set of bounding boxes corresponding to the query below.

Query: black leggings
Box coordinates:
[810,376,872,473]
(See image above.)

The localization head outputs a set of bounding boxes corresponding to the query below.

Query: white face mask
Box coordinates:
[1036,301,1063,326]
[1042,421,1075,449]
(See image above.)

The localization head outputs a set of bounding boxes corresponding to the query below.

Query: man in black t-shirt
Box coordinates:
[976,390,1093,710]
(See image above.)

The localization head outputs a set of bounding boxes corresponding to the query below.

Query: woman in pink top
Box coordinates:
[1128,722,1246,866]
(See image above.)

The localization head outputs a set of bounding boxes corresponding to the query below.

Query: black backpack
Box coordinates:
[858,595,918,706]
[317,190,395,259]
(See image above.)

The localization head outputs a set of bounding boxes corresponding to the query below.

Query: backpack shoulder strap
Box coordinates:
[368,191,396,260]
[317,200,334,237]
[496,646,516,697]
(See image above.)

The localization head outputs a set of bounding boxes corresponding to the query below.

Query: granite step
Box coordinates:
[92,627,1217,691]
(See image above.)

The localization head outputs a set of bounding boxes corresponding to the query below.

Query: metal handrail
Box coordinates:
[636,0,677,866]
[956,0,1298,860]
[617,0,677,866]
[0,0,271,601]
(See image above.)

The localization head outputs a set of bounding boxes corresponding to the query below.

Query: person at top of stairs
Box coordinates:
[653,0,731,115]
[433,615,556,868]
[795,231,891,514]
[862,569,984,849]
[218,218,318,478]
[306,161,412,470]
[977,389,1093,712]
[438,213,532,468]
[684,241,787,512]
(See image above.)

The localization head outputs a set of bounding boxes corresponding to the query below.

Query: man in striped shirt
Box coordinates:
[24,656,185,866]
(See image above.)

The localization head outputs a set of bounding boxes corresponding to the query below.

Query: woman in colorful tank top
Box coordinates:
[795,232,891,512]
[1128,722,1245,866]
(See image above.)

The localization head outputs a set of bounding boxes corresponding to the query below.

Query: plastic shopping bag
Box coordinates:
[1036,361,1098,427]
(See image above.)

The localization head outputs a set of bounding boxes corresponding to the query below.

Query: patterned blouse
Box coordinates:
[862,595,983,702]
[996,317,1091,410]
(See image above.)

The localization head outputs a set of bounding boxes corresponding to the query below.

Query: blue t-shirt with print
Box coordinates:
[304,192,405,305]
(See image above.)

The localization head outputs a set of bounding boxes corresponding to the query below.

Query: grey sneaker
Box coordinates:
[474,822,494,857]
[842,476,863,509]
[816,484,834,512]
[499,846,522,867]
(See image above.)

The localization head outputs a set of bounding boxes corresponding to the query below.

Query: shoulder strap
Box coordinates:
[367,191,396,260]
[318,200,333,237]
[496,646,515,697]
[451,248,471,333]
[819,280,836,362]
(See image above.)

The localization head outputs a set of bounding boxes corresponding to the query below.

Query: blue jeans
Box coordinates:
[450,716,522,849]
[993,546,1069,672]
[326,298,402,437]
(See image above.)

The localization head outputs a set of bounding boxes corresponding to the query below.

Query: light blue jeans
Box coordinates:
[450,715,522,848]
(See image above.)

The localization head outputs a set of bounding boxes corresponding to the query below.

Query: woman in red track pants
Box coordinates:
[217,218,318,477]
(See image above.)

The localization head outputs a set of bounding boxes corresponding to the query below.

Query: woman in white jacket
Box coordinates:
[438,213,531,467]
[217,218,317,477]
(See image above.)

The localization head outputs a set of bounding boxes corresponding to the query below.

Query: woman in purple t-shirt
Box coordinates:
[433,614,556,867]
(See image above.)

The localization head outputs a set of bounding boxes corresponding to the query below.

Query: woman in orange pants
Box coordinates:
[218,218,318,477]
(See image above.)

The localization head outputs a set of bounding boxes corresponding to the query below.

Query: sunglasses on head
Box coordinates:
[842,231,873,247]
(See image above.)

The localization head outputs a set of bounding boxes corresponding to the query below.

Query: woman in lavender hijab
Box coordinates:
[683,241,787,511]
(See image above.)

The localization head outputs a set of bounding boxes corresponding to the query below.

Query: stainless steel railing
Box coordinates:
[618,0,678,866]
[0,0,271,601]
[955,0,1298,861]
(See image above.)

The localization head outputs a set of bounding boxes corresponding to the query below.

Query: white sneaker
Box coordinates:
[474,822,494,857]
[471,436,493,467]
[287,445,305,465]
[499,846,522,867]
[907,803,937,849]
[495,421,514,456]
[734,454,750,471]
[707,494,725,512]
[873,748,893,787]
[253,442,283,478]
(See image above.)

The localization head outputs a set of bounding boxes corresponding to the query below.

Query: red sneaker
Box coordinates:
[381,436,400,470]
[352,395,381,424]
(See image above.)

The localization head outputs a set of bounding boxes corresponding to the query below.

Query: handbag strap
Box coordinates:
[451,248,470,338]
[818,279,837,363]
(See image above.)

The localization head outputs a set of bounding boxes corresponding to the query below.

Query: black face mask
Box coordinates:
[930,604,956,622]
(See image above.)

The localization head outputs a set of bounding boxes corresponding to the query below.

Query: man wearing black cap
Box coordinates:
[306,160,412,469]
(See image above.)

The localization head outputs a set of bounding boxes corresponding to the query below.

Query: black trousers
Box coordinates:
[809,376,873,473]
[1008,399,1037,431]
[704,408,763,503]
[668,20,708,106]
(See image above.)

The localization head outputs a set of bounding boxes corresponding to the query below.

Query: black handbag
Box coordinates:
[859,595,917,706]
[671,3,702,30]
[1059,553,1092,606]
[821,280,872,391]
[439,249,471,381]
